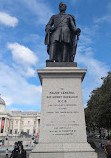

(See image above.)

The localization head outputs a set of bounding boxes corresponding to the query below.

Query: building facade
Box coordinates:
[0,95,40,137]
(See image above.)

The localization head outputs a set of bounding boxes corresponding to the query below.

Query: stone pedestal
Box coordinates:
[29,67,98,158]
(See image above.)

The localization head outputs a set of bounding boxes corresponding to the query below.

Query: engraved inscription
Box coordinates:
[45,88,79,136]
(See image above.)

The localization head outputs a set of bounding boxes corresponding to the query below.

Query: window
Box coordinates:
[34,121,36,125]
[28,121,30,124]
[16,120,18,124]
[10,130,12,134]
[33,129,36,134]
[15,129,18,134]
[27,129,30,134]
[38,119,40,125]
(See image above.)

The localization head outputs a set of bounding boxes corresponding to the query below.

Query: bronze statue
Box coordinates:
[45,2,81,62]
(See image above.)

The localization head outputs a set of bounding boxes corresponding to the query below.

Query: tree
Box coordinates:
[85,72,111,137]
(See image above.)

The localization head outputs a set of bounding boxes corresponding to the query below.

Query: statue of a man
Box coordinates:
[45,2,81,62]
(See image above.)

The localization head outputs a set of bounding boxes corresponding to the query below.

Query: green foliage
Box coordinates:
[85,72,111,132]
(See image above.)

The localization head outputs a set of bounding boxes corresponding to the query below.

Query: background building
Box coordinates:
[0,95,40,137]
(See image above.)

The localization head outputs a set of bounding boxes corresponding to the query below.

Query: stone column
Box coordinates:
[38,119,40,133]
[3,118,6,135]
[0,117,2,133]
[36,119,38,133]
[18,119,21,135]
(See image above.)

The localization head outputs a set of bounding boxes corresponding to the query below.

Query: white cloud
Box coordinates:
[12,64,37,77]
[75,45,109,103]
[0,62,42,107]
[94,15,111,24]
[7,43,38,77]
[75,25,110,104]
[76,48,109,81]
[80,34,93,46]
[2,97,13,106]
[25,67,36,77]
[0,12,18,27]
[94,2,111,25]
[7,43,38,66]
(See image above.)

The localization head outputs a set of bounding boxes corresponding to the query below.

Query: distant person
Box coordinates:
[10,142,19,158]
[102,143,105,149]
[18,145,26,158]
[104,141,111,158]
[98,142,102,150]
[37,132,39,137]
[5,148,9,158]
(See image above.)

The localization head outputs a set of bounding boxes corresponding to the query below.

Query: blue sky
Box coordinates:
[0,0,111,111]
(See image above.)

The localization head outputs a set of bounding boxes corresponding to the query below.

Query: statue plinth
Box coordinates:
[46,61,77,67]
[29,66,98,158]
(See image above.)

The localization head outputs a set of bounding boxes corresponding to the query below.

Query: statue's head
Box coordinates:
[59,2,67,12]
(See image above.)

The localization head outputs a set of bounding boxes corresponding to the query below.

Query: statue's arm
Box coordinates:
[69,15,76,34]
[45,16,54,32]
[44,16,54,45]
[69,15,81,36]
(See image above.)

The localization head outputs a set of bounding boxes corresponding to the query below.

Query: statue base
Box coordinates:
[30,143,97,158]
[29,67,98,158]
[46,61,77,67]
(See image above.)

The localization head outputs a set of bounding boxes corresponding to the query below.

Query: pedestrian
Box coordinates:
[102,143,105,149]
[98,141,102,150]
[18,145,26,158]
[5,148,9,158]
[104,141,111,158]
[10,142,19,158]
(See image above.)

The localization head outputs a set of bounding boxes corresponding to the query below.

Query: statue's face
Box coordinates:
[59,2,67,12]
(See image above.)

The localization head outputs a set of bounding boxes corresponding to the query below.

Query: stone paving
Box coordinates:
[97,150,106,158]
[0,150,106,158]
[0,137,108,158]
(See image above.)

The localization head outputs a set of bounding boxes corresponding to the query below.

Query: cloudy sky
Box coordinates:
[0,0,111,111]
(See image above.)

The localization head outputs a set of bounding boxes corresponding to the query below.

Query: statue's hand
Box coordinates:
[76,28,81,36]
[50,27,55,33]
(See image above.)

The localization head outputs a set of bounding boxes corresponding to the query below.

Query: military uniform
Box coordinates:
[45,13,77,62]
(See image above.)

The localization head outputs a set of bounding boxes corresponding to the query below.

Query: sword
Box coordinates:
[72,34,80,61]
